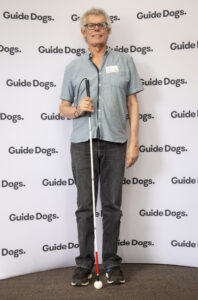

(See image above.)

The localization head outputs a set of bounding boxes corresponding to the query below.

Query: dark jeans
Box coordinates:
[71,139,127,270]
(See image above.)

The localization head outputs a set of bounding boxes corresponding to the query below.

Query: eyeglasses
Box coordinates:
[84,22,108,30]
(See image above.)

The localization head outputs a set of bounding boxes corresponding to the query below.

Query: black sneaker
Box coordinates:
[106,267,125,284]
[71,267,92,286]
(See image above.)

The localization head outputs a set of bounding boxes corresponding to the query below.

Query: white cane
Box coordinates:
[85,79,103,290]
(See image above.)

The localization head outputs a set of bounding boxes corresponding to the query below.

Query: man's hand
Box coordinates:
[79,97,94,113]
[126,143,139,168]
[59,97,94,119]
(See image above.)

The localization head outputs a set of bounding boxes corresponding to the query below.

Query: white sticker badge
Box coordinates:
[106,65,119,73]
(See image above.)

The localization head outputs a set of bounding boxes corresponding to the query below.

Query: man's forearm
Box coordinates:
[127,94,139,145]
[126,94,139,168]
[59,104,83,119]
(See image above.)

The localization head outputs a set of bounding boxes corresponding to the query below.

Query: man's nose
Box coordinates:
[94,24,100,31]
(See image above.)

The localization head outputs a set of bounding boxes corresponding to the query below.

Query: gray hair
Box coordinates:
[80,7,112,30]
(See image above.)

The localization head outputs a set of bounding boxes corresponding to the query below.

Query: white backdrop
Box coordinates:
[0,0,198,280]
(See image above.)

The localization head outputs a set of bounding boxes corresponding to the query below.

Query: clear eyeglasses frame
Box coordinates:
[84,22,108,30]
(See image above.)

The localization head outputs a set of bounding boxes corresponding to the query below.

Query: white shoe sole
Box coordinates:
[71,273,92,286]
[106,272,125,284]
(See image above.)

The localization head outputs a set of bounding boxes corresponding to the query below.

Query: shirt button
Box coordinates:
[99,72,102,75]
[99,84,101,87]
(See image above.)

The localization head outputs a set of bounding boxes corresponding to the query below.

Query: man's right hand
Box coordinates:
[79,97,94,113]
[59,97,94,119]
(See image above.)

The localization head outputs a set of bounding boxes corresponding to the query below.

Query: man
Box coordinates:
[60,7,143,286]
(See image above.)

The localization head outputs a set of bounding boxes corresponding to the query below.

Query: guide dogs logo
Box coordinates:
[1,248,26,258]
[0,113,24,123]
[38,46,85,56]
[171,177,198,184]
[139,209,188,219]
[42,178,75,186]
[118,239,154,248]
[8,146,58,156]
[139,145,188,154]
[3,11,54,23]
[123,177,155,187]
[139,113,154,122]
[110,45,153,55]
[0,44,21,55]
[171,240,198,248]
[141,77,187,87]
[170,41,198,50]
[41,113,65,121]
[42,242,79,252]
[9,212,59,222]
[171,110,198,119]
[1,180,25,190]
[137,9,187,20]
[6,79,56,90]
[71,14,120,23]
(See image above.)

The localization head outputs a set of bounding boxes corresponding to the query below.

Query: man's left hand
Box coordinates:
[126,143,139,168]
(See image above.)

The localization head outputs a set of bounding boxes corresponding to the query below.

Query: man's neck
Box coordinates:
[88,44,107,58]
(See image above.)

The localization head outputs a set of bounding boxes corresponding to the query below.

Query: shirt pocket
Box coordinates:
[106,71,129,90]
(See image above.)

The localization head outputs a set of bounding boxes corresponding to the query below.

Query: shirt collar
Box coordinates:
[86,47,111,59]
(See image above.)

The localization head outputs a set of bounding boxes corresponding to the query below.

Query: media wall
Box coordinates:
[0,0,198,279]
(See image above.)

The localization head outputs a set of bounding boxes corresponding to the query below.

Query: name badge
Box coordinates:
[106,66,119,73]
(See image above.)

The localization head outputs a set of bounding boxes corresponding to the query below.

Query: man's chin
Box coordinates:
[89,41,106,48]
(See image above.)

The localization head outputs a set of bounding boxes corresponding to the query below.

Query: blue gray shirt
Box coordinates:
[60,48,143,143]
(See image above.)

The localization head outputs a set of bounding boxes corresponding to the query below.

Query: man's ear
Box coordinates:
[81,28,86,37]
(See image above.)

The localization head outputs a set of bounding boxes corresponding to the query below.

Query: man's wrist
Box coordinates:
[73,106,83,118]
[129,140,139,147]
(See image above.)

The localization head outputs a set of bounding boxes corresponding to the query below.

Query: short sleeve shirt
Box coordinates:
[60,48,143,143]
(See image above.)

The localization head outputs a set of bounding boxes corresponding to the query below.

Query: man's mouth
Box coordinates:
[91,34,103,38]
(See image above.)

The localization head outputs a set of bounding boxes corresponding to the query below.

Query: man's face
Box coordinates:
[81,14,110,47]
